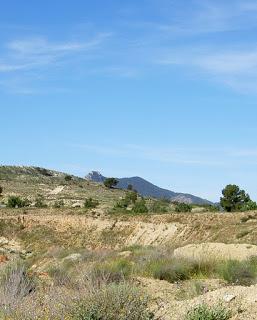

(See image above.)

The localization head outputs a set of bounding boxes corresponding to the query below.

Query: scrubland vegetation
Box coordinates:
[1,166,257,319]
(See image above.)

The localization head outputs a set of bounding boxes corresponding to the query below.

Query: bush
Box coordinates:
[104,178,118,189]
[34,195,47,208]
[72,283,152,320]
[114,198,130,209]
[152,259,201,283]
[113,192,138,211]
[132,199,148,214]
[35,167,52,177]
[175,203,192,213]
[150,200,169,213]
[216,258,257,286]
[0,186,2,195]
[47,265,72,286]
[240,200,257,211]
[7,196,30,208]
[93,259,132,284]
[65,175,72,181]
[185,304,231,320]
[0,262,36,310]
[84,198,99,209]
[125,191,137,204]
[53,200,65,208]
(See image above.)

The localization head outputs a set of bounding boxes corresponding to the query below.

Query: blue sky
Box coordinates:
[1,0,257,201]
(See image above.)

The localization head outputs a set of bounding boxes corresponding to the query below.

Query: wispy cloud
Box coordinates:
[70,144,231,167]
[0,32,112,94]
[0,33,112,74]
[70,143,257,168]
[156,46,257,93]
[158,0,257,36]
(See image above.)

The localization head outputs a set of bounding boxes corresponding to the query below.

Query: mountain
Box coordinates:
[85,171,212,205]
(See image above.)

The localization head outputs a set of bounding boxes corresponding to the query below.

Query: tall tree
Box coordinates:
[220,184,250,212]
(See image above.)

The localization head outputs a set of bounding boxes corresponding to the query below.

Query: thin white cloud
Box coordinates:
[157,46,257,93]
[0,33,112,74]
[7,33,111,55]
[71,143,257,167]
[72,144,226,167]
[158,0,257,36]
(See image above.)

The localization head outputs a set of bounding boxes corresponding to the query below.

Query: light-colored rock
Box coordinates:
[63,253,82,262]
[118,251,132,258]
[0,237,9,246]
[223,293,236,302]
[49,186,65,195]
[72,202,83,208]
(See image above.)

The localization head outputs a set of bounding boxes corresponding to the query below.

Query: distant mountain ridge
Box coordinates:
[85,171,212,205]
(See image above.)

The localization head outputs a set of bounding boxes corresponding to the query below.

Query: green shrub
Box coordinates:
[104,178,118,189]
[125,191,138,204]
[132,199,148,214]
[152,259,196,282]
[53,200,65,208]
[93,258,132,283]
[114,198,130,209]
[35,167,52,176]
[203,204,220,212]
[175,203,192,213]
[150,200,169,213]
[7,196,30,208]
[35,195,47,208]
[176,280,205,300]
[72,283,152,320]
[113,192,138,211]
[185,304,231,320]
[84,198,99,209]
[65,175,72,181]
[240,200,257,211]
[216,258,257,286]
[0,186,3,195]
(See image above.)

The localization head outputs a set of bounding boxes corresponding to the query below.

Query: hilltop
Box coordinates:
[86,171,211,205]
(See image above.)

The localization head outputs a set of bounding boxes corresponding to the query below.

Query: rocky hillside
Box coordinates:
[86,171,211,205]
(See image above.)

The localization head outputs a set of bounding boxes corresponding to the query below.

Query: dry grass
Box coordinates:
[0,260,152,320]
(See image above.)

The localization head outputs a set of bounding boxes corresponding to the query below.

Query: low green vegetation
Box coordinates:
[72,283,153,320]
[84,197,99,209]
[175,202,192,213]
[104,177,118,189]
[216,258,257,286]
[64,175,72,181]
[150,199,169,213]
[7,196,30,208]
[185,304,231,320]
[34,195,47,208]
[132,199,148,214]
[53,200,65,208]
[0,259,152,320]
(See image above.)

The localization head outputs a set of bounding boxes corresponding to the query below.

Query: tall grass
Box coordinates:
[0,262,152,320]
[0,262,36,313]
